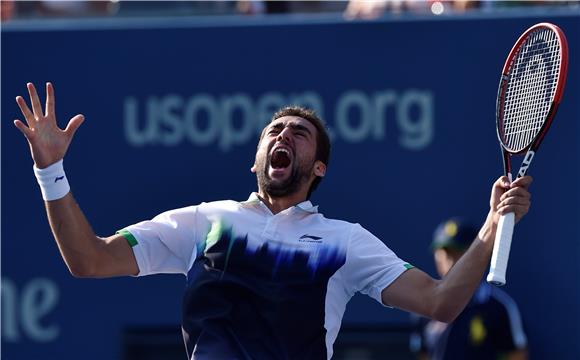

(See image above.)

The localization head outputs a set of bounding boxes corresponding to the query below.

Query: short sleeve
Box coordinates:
[118,206,202,276]
[341,224,412,305]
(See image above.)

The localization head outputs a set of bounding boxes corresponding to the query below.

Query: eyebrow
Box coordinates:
[269,122,312,136]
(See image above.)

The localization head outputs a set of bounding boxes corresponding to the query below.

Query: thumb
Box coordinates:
[498,175,511,189]
[492,176,511,193]
[490,176,510,207]
[64,114,85,139]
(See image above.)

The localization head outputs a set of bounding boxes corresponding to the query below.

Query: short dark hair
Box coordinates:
[266,106,331,198]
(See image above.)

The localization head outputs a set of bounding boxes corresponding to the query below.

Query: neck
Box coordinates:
[256,190,309,214]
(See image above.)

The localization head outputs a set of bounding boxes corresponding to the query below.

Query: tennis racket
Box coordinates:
[487,23,569,286]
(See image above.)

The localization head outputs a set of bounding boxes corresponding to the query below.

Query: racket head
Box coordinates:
[496,22,569,155]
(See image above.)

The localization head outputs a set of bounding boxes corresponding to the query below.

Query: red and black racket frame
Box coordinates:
[495,22,569,181]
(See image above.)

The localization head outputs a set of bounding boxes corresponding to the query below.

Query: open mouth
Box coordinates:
[270,147,292,169]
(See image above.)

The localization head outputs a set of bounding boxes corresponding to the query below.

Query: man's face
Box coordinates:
[252,116,325,198]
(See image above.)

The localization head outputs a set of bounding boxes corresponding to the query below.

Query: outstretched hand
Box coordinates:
[14,82,84,169]
[490,175,532,224]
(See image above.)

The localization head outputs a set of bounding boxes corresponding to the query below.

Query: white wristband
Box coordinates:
[33,159,70,201]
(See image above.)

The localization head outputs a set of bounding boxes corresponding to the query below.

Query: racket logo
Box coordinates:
[517,150,535,178]
[516,40,552,74]
[513,39,556,105]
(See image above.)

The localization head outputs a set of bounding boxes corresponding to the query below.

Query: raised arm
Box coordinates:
[14,82,138,278]
[381,176,532,322]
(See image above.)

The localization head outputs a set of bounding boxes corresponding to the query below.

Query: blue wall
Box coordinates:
[2,11,579,359]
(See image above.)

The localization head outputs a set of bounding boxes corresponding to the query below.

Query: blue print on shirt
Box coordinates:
[181,220,347,360]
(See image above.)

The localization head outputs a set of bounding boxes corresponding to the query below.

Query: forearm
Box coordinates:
[16,83,138,278]
[45,192,103,276]
[383,176,531,322]
[432,212,496,321]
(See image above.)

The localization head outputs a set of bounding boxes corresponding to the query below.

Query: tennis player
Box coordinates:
[15,82,532,360]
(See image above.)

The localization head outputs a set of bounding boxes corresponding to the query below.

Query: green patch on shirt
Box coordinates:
[117,229,138,247]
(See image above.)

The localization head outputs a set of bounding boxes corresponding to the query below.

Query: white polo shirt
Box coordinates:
[119,193,412,360]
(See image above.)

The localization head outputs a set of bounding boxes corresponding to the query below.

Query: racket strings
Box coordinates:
[501,28,561,152]
[504,31,558,148]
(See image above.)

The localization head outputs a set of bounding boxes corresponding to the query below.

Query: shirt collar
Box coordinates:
[245,192,318,213]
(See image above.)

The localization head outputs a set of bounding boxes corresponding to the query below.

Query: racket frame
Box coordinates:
[488,22,568,286]
[497,22,568,162]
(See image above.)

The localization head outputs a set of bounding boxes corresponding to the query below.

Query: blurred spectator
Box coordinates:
[410,218,528,360]
[13,0,114,19]
[36,0,112,17]
[343,0,482,19]
[114,1,236,17]
[343,0,579,19]
[237,1,345,15]
[4,0,235,20]
[344,0,418,19]
[3,0,577,21]
[1,0,16,21]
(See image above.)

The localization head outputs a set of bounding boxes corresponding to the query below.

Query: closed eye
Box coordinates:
[266,122,312,139]
[290,124,311,138]
[268,123,284,136]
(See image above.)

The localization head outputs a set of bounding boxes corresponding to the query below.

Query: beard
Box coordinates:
[255,153,313,198]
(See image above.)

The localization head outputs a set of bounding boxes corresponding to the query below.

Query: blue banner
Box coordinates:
[2,11,579,360]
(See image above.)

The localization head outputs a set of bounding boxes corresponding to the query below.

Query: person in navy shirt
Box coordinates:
[410,218,528,360]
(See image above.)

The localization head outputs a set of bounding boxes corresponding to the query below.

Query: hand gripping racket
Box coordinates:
[487,23,568,286]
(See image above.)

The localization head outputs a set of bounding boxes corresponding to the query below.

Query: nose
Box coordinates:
[276,127,293,143]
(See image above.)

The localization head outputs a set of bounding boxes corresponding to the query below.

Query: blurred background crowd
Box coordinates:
[2,0,579,22]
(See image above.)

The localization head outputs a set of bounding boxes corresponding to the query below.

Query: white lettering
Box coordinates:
[1,277,60,343]
[124,96,156,146]
[256,92,286,132]
[220,94,254,151]
[184,94,219,146]
[123,89,434,151]
[373,90,397,140]
[336,91,373,143]
[159,94,184,146]
[289,91,325,120]
[397,90,433,150]
[517,150,535,177]
[1,278,19,341]
[21,278,60,342]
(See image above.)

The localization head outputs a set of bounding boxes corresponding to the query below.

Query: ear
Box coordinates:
[313,160,326,177]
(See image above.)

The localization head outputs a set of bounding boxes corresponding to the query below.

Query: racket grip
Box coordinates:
[487,212,515,286]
